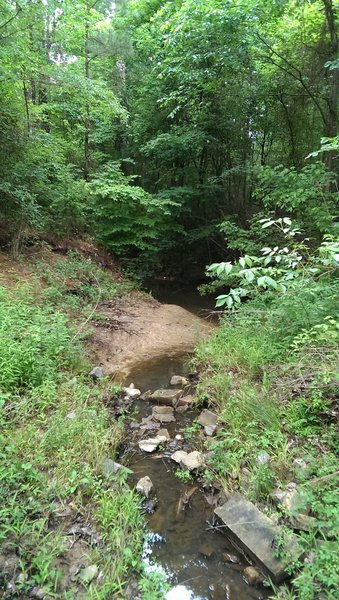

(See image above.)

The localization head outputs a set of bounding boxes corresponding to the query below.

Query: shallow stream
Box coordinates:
[121,285,270,599]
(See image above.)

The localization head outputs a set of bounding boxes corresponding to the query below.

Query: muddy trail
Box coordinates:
[111,287,270,600]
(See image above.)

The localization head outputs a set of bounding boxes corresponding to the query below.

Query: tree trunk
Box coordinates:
[83,18,90,181]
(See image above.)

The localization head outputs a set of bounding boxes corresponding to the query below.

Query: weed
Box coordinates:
[175,469,193,483]
[0,255,153,598]
[194,275,339,598]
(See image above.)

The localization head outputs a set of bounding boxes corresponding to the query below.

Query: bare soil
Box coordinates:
[89,291,214,381]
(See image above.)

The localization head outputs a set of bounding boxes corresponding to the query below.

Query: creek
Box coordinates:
[120,284,270,600]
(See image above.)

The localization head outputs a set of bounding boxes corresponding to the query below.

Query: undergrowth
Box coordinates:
[195,280,339,599]
[0,252,163,599]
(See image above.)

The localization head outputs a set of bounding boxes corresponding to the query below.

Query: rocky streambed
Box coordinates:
[113,359,272,600]
[91,296,301,599]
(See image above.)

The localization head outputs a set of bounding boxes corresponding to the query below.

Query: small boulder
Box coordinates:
[89,366,104,380]
[290,514,317,532]
[204,424,217,436]
[152,405,176,423]
[157,428,170,441]
[138,438,161,452]
[101,458,132,477]
[198,409,218,428]
[123,383,141,399]
[243,566,264,586]
[139,416,160,430]
[136,476,154,498]
[171,450,204,471]
[177,395,195,408]
[149,389,182,406]
[170,375,189,387]
[272,488,309,514]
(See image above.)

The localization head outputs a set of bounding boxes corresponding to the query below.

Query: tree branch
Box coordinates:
[0,4,22,33]
[256,32,328,125]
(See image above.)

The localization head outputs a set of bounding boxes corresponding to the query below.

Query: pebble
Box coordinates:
[89,366,104,380]
[243,566,264,585]
[256,451,270,465]
[136,476,154,498]
[78,564,98,585]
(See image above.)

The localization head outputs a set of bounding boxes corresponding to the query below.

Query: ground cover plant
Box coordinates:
[0,251,164,599]
[194,223,339,599]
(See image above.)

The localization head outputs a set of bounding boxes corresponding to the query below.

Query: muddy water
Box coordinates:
[125,356,269,600]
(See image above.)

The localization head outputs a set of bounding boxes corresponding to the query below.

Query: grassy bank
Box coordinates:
[194,280,338,599]
[0,248,162,599]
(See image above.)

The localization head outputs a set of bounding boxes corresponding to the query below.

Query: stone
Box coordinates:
[204,424,217,436]
[287,481,297,490]
[152,405,176,423]
[222,552,240,563]
[290,514,317,532]
[256,451,271,465]
[157,428,170,441]
[138,438,161,452]
[149,388,182,406]
[69,377,77,387]
[214,493,303,583]
[66,411,77,420]
[293,458,307,470]
[140,390,151,401]
[175,434,182,440]
[243,566,264,586]
[177,394,195,408]
[89,366,104,380]
[140,416,160,430]
[136,476,154,498]
[272,488,309,514]
[29,588,46,599]
[171,450,204,471]
[78,564,98,585]
[198,409,218,428]
[101,457,132,477]
[123,383,141,399]
[170,375,189,387]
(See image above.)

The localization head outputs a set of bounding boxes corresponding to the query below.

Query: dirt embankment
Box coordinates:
[0,243,213,381]
[89,292,214,381]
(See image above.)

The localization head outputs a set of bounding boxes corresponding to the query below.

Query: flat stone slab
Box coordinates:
[170,375,189,387]
[198,409,218,427]
[152,406,176,423]
[214,493,303,582]
[177,394,195,408]
[149,388,182,406]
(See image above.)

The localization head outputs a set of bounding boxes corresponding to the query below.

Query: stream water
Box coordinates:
[120,284,270,600]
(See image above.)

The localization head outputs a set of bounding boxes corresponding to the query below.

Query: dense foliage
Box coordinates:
[0,0,338,272]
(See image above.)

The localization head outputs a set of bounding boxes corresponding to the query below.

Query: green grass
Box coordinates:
[0,253,162,598]
[194,282,339,599]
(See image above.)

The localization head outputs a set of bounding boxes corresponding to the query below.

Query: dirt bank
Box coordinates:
[89,292,214,380]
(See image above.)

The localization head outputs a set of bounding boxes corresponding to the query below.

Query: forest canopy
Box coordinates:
[0,0,338,272]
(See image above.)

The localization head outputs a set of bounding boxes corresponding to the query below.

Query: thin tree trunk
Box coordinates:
[83,18,90,180]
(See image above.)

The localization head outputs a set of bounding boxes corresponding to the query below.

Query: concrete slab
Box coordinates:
[214,493,303,582]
